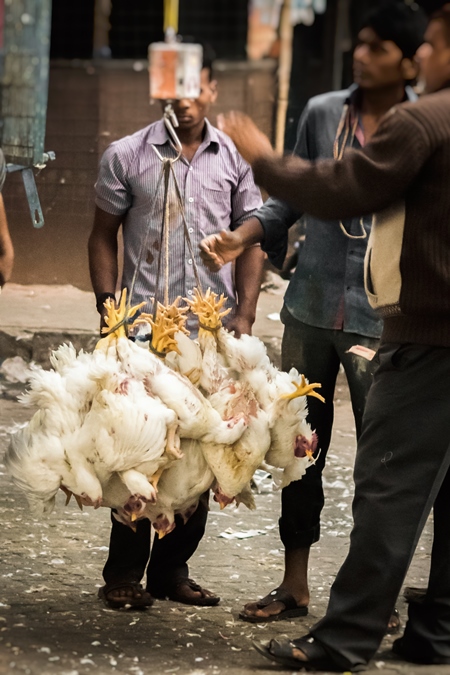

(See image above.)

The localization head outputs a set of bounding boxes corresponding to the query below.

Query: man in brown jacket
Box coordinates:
[200,6,450,671]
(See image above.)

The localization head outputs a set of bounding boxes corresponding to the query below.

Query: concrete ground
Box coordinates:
[0,279,447,675]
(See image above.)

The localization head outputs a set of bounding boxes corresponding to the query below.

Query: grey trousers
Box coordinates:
[310,343,450,670]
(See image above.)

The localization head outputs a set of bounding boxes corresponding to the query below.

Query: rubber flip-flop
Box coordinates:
[239,587,308,623]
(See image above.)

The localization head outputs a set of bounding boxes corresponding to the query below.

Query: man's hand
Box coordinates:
[226,314,253,339]
[199,229,245,272]
[217,112,275,166]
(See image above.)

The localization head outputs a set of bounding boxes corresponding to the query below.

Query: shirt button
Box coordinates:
[189,166,193,171]
[187,290,193,295]
[188,259,193,265]
[188,227,194,234]
[346,286,351,291]
[188,197,194,203]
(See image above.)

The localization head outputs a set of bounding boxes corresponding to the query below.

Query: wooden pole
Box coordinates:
[93,0,112,57]
[275,0,293,154]
[332,0,351,91]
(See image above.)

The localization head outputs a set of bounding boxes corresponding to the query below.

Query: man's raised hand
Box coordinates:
[217,112,275,166]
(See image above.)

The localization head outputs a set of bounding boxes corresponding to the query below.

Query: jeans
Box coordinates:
[279,308,379,549]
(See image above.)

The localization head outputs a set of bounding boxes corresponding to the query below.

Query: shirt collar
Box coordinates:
[346,83,418,109]
[146,117,220,152]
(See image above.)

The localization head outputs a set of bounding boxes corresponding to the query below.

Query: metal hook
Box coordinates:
[163,103,183,161]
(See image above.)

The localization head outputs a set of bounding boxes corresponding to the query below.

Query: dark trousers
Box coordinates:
[102,492,209,594]
[279,310,379,550]
[311,344,450,670]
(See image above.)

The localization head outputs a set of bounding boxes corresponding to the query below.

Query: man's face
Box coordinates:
[417,19,450,94]
[353,27,410,90]
[169,68,218,130]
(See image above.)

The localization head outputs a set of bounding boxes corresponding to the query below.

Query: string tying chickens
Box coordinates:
[127,103,204,331]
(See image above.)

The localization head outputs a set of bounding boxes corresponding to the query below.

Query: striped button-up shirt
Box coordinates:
[95,119,262,333]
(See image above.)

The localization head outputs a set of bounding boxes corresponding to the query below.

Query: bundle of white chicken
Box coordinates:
[5,287,323,538]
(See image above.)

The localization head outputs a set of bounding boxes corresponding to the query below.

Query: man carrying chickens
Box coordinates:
[207,1,426,626]
[88,49,265,609]
[200,3,450,670]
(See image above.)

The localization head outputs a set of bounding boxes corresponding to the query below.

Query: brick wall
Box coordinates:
[4,58,276,290]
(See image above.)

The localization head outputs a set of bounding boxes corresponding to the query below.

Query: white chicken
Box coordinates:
[165,330,203,385]
[78,371,178,506]
[10,353,108,510]
[115,438,214,538]
[215,318,322,488]
[5,291,183,514]
[203,380,271,509]
[6,410,76,515]
[186,288,231,395]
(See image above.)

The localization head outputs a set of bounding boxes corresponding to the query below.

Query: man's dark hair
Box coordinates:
[360,0,428,58]
[181,37,216,79]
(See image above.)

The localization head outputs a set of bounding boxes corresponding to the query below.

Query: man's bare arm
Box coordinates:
[88,206,123,327]
[0,195,14,288]
[229,242,265,337]
[88,206,123,295]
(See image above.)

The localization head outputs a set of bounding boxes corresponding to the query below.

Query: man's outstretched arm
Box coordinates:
[220,109,431,221]
[201,109,432,270]
[229,243,265,337]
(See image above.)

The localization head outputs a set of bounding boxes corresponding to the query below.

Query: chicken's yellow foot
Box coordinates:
[186,287,231,332]
[138,303,181,357]
[150,467,164,491]
[136,297,190,336]
[280,374,326,404]
[96,288,146,347]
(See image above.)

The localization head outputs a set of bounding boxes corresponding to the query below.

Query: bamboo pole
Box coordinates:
[275,0,293,153]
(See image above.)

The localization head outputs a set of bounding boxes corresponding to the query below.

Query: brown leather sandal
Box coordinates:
[151,578,220,606]
[98,582,154,609]
[253,634,341,671]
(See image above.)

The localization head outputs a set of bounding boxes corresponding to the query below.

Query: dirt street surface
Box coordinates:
[0,279,447,675]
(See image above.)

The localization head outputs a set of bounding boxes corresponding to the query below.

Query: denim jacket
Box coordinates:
[257,85,417,339]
